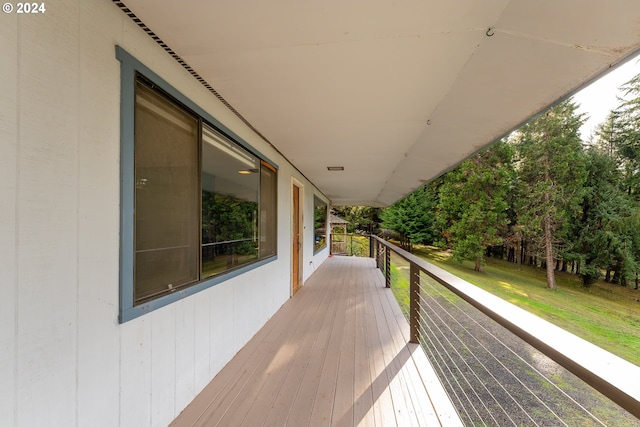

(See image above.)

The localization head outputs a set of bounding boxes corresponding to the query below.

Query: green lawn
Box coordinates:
[333,234,370,256]
[389,245,640,366]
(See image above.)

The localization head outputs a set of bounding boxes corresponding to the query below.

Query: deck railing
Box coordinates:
[329,233,371,257]
[369,235,640,425]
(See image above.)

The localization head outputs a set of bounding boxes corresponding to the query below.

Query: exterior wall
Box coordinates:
[0,1,328,426]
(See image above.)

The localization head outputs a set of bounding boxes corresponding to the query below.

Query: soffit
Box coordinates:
[121,0,640,206]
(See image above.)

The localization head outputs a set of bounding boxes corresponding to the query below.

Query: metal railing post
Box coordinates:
[367,236,640,419]
[369,235,374,258]
[385,246,391,288]
[410,262,420,344]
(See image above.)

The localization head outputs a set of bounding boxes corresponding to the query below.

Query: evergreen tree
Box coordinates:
[332,206,382,234]
[594,109,625,159]
[577,149,639,286]
[513,100,587,289]
[613,73,640,197]
[437,141,513,271]
[380,186,437,250]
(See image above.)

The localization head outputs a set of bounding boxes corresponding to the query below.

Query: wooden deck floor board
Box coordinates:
[171,256,462,427]
[307,258,352,427]
[173,297,295,427]
[368,272,414,427]
[263,258,349,427]
[225,259,337,427]
[378,278,436,427]
[352,264,376,427]
[282,260,350,427]
[331,258,358,427]
[361,261,398,427]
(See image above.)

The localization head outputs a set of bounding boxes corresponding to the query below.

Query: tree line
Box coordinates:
[344,73,640,290]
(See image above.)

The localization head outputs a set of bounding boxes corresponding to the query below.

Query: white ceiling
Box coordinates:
[122,0,640,206]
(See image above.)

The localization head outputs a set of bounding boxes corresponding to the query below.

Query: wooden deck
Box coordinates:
[171,256,461,427]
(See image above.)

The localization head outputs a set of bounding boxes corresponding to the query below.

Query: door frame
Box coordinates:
[291,178,304,296]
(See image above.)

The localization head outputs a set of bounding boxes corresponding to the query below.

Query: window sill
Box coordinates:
[119,255,277,323]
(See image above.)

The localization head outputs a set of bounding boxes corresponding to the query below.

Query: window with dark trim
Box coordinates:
[117,45,278,321]
[134,80,201,302]
[200,123,260,280]
[314,196,328,253]
[133,77,278,305]
[259,161,278,259]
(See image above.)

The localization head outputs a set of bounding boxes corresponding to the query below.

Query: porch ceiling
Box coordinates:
[122,0,640,207]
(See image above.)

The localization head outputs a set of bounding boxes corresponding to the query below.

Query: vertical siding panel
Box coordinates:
[233,269,269,352]
[0,11,18,427]
[76,2,123,426]
[194,295,211,394]
[150,308,177,426]
[120,319,152,427]
[15,2,79,426]
[233,281,252,352]
[175,298,196,413]
[210,284,235,376]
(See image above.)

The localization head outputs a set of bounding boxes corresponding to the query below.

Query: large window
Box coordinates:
[201,125,260,279]
[260,161,278,258]
[121,61,278,316]
[134,81,201,301]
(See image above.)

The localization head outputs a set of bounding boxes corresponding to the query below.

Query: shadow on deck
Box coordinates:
[171,256,461,427]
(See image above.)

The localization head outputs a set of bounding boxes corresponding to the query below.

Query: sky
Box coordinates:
[573,53,640,141]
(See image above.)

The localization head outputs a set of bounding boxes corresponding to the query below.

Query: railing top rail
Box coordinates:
[202,238,256,247]
[370,235,640,419]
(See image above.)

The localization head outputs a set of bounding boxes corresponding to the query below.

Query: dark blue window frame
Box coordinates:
[117,46,278,323]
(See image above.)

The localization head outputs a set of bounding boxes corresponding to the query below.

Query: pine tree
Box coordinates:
[380,186,437,251]
[577,149,639,286]
[613,73,640,198]
[582,81,640,288]
[332,206,382,234]
[437,141,513,271]
[513,100,587,289]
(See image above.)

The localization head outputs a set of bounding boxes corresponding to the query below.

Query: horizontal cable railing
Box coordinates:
[329,233,371,257]
[370,235,640,426]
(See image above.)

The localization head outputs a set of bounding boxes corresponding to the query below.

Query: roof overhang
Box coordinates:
[121,0,640,206]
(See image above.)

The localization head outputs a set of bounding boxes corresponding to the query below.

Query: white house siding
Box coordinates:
[0,8,18,427]
[0,1,329,426]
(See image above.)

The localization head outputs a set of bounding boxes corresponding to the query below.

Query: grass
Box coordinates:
[389,260,410,319]
[390,245,640,366]
[333,234,370,256]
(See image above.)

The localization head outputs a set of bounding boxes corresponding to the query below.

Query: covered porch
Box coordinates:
[171,255,461,426]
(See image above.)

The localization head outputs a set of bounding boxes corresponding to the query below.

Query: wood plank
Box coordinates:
[352,263,376,427]
[380,279,440,426]
[307,258,352,426]
[361,261,396,427]
[202,282,329,426]
[170,256,461,427]
[410,347,465,427]
[283,258,352,427]
[170,288,304,426]
[241,256,338,427]
[378,262,422,426]
[332,257,358,427]
[369,274,413,426]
